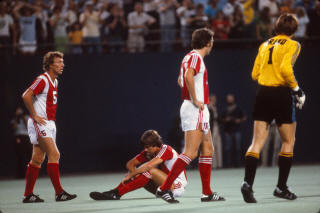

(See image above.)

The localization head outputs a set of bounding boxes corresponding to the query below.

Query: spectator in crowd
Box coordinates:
[259,0,279,23]
[13,2,42,55]
[176,0,195,48]
[143,0,161,51]
[158,0,179,52]
[212,10,230,39]
[68,22,83,54]
[127,2,155,53]
[307,1,320,37]
[223,0,242,17]
[66,1,78,31]
[294,0,314,12]
[242,0,256,38]
[280,0,294,13]
[256,6,272,40]
[33,0,49,52]
[0,2,16,56]
[193,0,210,7]
[229,5,246,38]
[80,2,102,53]
[11,106,32,179]
[205,0,222,20]
[208,95,223,169]
[189,3,209,32]
[103,3,126,53]
[50,7,69,53]
[261,120,281,167]
[221,94,246,168]
[294,6,309,38]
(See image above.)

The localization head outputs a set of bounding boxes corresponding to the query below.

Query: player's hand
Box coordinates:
[33,115,47,125]
[293,87,306,109]
[193,100,204,110]
[121,173,132,184]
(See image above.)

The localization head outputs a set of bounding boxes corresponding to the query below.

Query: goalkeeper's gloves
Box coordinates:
[293,86,306,109]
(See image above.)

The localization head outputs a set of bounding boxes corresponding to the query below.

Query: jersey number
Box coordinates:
[268,47,274,64]
[53,91,57,105]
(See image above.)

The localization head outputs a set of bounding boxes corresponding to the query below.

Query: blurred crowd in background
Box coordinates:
[0,0,319,54]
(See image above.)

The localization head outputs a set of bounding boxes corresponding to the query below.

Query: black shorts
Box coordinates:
[252,85,295,124]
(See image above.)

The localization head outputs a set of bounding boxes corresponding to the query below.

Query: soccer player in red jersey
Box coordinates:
[21,51,77,203]
[89,130,187,200]
[156,28,225,203]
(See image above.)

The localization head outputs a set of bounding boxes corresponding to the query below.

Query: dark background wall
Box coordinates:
[1,47,319,177]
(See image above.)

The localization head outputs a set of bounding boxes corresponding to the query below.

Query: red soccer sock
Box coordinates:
[24,163,41,196]
[198,156,213,195]
[47,163,63,195]
[160,154,191,191]
[117,172,151,196]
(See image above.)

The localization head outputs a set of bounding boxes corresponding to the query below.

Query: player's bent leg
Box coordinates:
[23,145,45,203]
[38,137,77,201]
[90,172,152,201]
[242,121,269,203]
[273,122,297,200]
[198,131,224,201]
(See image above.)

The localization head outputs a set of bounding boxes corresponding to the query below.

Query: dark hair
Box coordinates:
[43,51,63,71]
[275,13,298,36]
[191,28,214,49]
[140,130,163,148]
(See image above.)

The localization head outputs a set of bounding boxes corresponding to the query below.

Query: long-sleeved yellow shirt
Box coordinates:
[251,35,301,89]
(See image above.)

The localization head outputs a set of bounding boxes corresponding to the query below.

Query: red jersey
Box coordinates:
[179,50,209,104]
[28,72,58,121]
[135,144,187,182]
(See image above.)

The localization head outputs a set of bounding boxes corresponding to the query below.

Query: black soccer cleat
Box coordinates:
[273,187,297,200]
[23,194,44,203]
[156,187,179,204]
[241,182,257,203]
[201,192,226,202]
[55,190,77,202]
[89,189,121,200]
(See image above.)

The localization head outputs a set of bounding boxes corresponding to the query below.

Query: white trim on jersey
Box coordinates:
[44,72,56,88]
[156,145,168,159]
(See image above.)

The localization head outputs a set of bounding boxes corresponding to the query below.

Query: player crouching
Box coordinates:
[89,130,187,203]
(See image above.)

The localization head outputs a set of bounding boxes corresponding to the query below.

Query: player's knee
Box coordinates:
[31,155,44,166]
[48,150,60,162]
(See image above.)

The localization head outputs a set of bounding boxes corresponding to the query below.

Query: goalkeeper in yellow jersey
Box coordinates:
[241,13,306,203]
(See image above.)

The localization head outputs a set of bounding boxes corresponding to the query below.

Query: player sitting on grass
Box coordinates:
[89,130,187,200]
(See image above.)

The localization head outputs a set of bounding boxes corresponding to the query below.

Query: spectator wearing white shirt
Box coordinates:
[223,0,243,17]
[80,2,102,53]
[0,2,16,56]
[259,0,279,23]
[50,7,69,53]
[158,0,179,52]
[176,0,195,48]
[294,6,309,38]
[127,2,155,53]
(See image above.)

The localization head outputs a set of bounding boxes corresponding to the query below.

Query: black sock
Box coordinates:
[244,155,259,186]
[277,154,293,190]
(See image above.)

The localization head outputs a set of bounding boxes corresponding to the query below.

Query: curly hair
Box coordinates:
[42,51,63,71]
[140,130,163,148]
[191,28,214,50]
[275,13,298,36]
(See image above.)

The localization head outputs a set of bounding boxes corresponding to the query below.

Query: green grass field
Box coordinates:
[1,165,319,213]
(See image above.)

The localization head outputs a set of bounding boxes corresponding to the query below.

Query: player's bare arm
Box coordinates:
[122,157,163,183]
[22,89,46,125]
[185,68,204,110]
[126,158,141,173]
[177,75,182,88]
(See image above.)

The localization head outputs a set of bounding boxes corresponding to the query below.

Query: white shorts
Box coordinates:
[172,177,187,197]
[27,118,56,144]
[180,100,210,134]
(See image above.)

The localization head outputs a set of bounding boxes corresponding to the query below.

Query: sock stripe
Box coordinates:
[279,152,293,157]
[245,152,260,159]
[199,156,213,164]
[142,172,152,179]
[179,154,191,164]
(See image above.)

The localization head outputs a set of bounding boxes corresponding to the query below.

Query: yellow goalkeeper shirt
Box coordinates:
[251,34,301,89]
